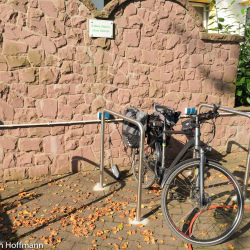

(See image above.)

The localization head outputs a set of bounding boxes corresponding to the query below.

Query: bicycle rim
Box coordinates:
[131,143,159,189]
[161,159,244,246]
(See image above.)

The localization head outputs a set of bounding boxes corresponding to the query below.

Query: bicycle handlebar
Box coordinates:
[197,104,220,122]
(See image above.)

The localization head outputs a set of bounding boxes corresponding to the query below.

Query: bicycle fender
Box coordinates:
[160,158,222,189]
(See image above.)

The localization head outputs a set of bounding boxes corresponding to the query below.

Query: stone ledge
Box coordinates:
[200,32,244,43]
[235,105,250,112]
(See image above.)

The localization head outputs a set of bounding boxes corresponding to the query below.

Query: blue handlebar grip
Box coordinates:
[98,112,110,119]
[185,108,196,115]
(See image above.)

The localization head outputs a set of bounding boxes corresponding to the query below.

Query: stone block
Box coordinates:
[118,89,131,105]
[3,24,22,40]
[58,45,76,60]
[190,54,203,68]
[166,35,180,49]
[51,154,70,175]
[41,37,57,54]
[189,80,202,93]
[0,5,17,23]
[76,47,90,64]
[17,13,27,26]
[66,0,80,16]
[124,2,137,16]
[19,138,43,152]
[209,71,223,81]
[22,34,41,48]
[71,16,87,29]
[36,99,58,119]
[80,135,93,146]
[39,67,60,84]
[14,109,37,122]
[141,50,158,65]
[28,85,46,99]
[36,154,52,165]
[223,66,238,83]
[58,104,73,120]
[46,18,65,38]
[3,153,16,169]
[55,0,65,12]
[230,44,240,59]
[6,56,30,70]
[16,152,34,167]
[4,168,26,181]
[113,72,128,87]
[0,102,14,121]
[174,44,187,59]
[28,127,51,138]
[44,135,64,154]
[91,96,106,113]
[123,29,140,47]
[28,8,47,35]
[28,50,43,67]
[159,51,174,66]
[65,140,79,151]
[29,165,49,178]
[54,36,67,48]
[39,0,58,17]
[20,68,37,83]
[65,128,84,140]
[159,19,175,34]
[7,92,24,108]
[59,73,83,84]
[0,55,8,71]
[149,67,161,81]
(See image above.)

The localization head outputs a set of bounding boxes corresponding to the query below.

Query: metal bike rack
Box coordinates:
[0,119,123,129]
[198,103,250,199]
[100,109,145,222]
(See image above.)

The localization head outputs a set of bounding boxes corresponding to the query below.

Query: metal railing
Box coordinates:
[0,119,123,129]
[100,109,145,222]
[198,103,250,199]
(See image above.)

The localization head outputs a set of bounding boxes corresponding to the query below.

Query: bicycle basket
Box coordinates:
[122,107,148,148]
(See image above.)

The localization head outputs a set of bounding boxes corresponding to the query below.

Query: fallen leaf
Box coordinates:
[228,245,234,249]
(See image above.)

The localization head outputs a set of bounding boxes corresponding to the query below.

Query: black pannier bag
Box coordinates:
[122,107,148,148]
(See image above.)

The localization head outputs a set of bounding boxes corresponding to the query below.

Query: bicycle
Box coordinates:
[130,103,244,246]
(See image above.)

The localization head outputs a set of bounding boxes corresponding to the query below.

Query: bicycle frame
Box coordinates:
[159,116,208,207]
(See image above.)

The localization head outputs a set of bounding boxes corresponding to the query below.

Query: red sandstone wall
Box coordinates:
[0,0,248,181]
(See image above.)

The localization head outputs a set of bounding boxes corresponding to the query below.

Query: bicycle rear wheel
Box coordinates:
[161,159,244,246]
[131,142,160,189]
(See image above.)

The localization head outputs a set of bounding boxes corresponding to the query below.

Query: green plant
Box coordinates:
[206,0,250,105]
[235,23,250,105]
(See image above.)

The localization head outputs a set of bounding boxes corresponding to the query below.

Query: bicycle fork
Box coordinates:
[194,122,205,207]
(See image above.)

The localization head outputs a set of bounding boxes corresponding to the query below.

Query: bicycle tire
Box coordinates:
[161,159,244,246]
[131,142,161,189]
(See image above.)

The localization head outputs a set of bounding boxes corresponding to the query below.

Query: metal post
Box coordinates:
[243,140,250,198]
[198,103,250,200]
[100,111,105,188]
[100,109,145,222]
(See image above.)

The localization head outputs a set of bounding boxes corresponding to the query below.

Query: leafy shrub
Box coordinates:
[206,0,250,105]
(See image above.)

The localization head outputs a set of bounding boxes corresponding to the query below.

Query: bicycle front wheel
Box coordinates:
[161,159,244,246]
[131,142,160,189]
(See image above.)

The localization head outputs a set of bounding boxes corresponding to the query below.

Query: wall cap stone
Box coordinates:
[200,32,244,43]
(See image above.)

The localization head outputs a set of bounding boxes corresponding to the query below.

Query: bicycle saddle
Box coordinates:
[154,103,175,114]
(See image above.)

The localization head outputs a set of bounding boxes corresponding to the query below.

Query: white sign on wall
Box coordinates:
[89,19,113,38]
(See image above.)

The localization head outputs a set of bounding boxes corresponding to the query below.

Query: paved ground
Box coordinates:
[0,152,249,250]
